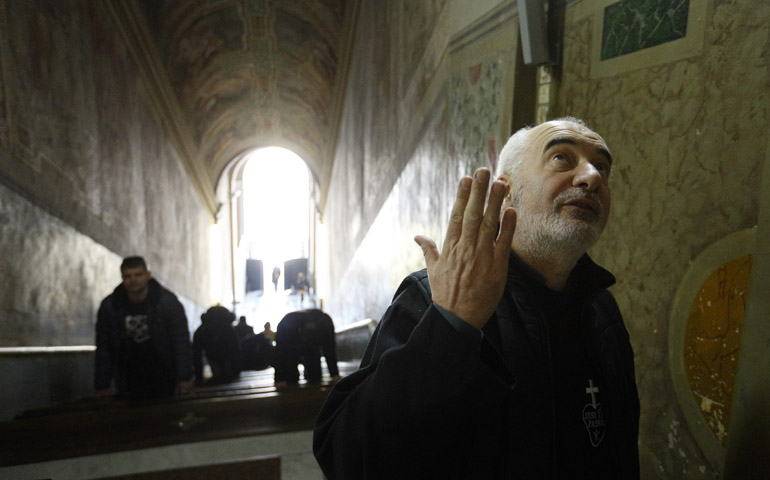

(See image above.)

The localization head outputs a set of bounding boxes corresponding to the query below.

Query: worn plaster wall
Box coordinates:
[324,0,519,323]
[324,0,450,311]
[0,0,212,348]
[323,0,769,479]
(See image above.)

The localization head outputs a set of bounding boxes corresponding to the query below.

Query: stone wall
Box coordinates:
[324,0,520,322]
[0,0,213,347]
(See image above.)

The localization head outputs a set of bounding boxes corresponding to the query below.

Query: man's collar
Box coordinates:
[507,250,548,286]
[506,250,615,296]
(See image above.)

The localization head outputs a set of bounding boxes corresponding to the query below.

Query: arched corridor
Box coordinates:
[1,1,770,478]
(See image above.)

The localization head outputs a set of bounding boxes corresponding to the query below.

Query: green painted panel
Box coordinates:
[600,0,689,60]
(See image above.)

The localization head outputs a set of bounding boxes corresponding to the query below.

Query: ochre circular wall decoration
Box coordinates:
[684,255,752,445]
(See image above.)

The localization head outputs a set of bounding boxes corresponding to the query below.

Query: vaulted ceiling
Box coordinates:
[132,0,355,207]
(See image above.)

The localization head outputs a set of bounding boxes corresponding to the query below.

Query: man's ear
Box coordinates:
[496,174,513,206]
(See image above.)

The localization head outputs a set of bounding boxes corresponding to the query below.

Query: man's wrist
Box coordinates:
[433,303,483,339]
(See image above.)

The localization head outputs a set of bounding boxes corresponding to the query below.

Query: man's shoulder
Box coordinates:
[100,284,125,309]
[392,269,432,307]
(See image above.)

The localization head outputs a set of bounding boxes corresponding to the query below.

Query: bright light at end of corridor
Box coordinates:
[242,147,311,273]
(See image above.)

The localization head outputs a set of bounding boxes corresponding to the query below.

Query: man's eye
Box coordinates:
[553,153,568,162]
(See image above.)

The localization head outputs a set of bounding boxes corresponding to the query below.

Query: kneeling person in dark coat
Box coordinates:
[274,309,339,385]
[193,306,242,385]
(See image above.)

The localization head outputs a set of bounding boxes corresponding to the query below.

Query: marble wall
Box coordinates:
[558,1,769,478]
[323,0,769,478]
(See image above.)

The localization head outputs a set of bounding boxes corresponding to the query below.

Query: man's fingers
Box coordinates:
[478,179,508,246]
[414,235,439,270]
[459,168,491,244]
[444,177,472,247]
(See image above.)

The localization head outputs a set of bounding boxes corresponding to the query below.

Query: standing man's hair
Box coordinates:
[121,256,148,271]
[496,116,591,182]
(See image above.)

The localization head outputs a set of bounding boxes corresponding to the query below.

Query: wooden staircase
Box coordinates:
[0,362,359,468]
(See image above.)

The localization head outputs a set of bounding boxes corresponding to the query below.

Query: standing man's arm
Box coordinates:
[94,300,114,398]
[314,168,517,479]
[166,295,195,395]
[414,168,516,330]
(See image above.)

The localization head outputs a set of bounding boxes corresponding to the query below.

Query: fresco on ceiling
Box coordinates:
[684,254,751,445]
[245,0,269,16]
[274,8,338,87]
[138,0,176,39]
[136,0,349,189]
[274,8,313,57]
[194,72,253,141]
[172,4,245,84]
[279,68,329,124]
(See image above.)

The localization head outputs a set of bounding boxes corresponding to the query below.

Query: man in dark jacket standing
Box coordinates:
[94,256,194,401]
[314,118,639,479]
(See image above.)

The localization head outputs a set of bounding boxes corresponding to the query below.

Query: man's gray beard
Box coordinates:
[514,191,603,265]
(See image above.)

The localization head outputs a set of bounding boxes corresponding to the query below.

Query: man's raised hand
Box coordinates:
[414,168,516,330]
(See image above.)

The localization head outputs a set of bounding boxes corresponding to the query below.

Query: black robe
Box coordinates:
[313,254,639,479]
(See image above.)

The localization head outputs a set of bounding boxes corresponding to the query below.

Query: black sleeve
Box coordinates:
[164,295,194,382]
[313,276,513,480]
[94,299,115,390]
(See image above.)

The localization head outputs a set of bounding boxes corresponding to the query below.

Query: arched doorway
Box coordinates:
[213,146,321,328]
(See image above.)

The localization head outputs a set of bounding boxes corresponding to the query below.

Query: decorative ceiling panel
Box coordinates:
[137,0,351,194]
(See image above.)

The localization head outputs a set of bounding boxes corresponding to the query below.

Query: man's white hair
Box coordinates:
[495,116,590,184]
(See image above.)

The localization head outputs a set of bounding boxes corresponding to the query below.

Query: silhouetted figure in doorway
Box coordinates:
[234,315,255,340]
[263,321,276,343]
[294,271,310,306]
[272,266,281,292]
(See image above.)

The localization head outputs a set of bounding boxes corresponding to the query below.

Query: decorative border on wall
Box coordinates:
[447,2,518,174]
[590,0,709,79]
[668,228,756,473]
